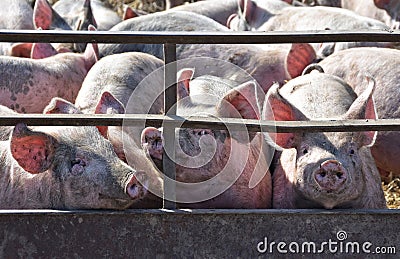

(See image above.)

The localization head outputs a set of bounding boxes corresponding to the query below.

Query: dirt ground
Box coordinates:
[383,177,400,208]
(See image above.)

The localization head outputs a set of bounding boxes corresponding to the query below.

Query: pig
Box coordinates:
[122,5,149,20]
[43,97,164,209]
[341,0,400,29]
[98,11,317,93]
[168,0,239,25]
[0,0,35,56]
[98,11,230,58]
[0,42,98,113]
[140,71,273,208]
[75,52,164,114]
[318,47,400,180]
[228,0,392,58]
[53,0,122,31]
[264,66,386,209]
[294,0,341,7]
[33,0,72,31]
[33,0,95,52]
[0,116,148,209]
[0,0,34,30]
[74,52,164,161]
[165,0,191,9]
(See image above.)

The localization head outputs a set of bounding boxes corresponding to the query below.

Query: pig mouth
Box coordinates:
[98,193,136,209]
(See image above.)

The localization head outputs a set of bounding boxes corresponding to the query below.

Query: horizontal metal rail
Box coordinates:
[1,114,399,132]
[0,29,398,43]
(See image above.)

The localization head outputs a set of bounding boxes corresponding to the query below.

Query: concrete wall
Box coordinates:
[0,209,398,258]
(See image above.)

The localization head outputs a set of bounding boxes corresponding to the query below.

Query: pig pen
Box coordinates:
[0,29,399,257]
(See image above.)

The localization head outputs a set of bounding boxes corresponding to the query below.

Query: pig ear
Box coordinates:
[34,0,71,30]
[264,82,307,148]
[43,97,82,114]
[141,127,164,171]
[343,75,377,146]
[31,42,59,59]
[123,6,139,20]
[84,42,99,72]
[286,43,316,79]
[374,0,391,10]
[141,127,163,160]
[226,14,238,29]
[238,0,255,21]
[95,91,125,137]
[75,0,97,31]
[10,43,33,58]
[177,68,194,99]
[10,123,57,174]
[33,0,53,30]
[95,91,125,115]
[218,81,263,119]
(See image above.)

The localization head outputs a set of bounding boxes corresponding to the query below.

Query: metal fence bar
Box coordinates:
[0,30,398,44]
[163,44,177,209]
[2,114,400,132]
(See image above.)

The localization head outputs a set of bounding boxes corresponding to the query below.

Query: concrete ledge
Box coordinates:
[0,209,398,258]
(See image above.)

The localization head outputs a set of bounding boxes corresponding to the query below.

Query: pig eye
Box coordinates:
[349,149,355,155]
[302,148,308,155]
[193,129,212,136]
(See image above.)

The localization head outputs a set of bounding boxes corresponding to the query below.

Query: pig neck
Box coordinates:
[39,54,89,76]
[0,142,62,209]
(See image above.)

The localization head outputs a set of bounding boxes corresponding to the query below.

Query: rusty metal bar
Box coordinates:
[0,29,398,44]
[163,44,177,209]
[2,114,400,133]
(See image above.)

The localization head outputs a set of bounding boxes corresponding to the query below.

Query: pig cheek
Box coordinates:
[347,151,364,193]
[294,152,322,196]
[62,170,99,208]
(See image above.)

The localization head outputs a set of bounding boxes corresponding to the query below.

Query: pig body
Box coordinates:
[141,73,273,208]
[341,0,400,29]
[0,0,34,55]
[98,11,316,93]
[295,0,341,7]
[228,1,391,58]
[0,121,147,209]
[98,11,230,58]
[265,69,386,209]
[319,47,400,178]
[0,0,34,30]
[166,0,191,9]
[230,1,389,32]
[0,43,98,113]
[168,0,238,25]
[53,0,121,30]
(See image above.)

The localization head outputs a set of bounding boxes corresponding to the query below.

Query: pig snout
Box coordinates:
[314,160,347,192]
[125,172,148,200]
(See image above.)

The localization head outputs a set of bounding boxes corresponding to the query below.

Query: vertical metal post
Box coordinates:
[163,43,177,209]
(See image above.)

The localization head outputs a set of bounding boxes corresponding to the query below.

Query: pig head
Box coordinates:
[264,69,386,209]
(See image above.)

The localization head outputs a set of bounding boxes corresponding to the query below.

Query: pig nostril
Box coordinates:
[126,175,139,199]
[319,171,326,177]
[336,172,344,179]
